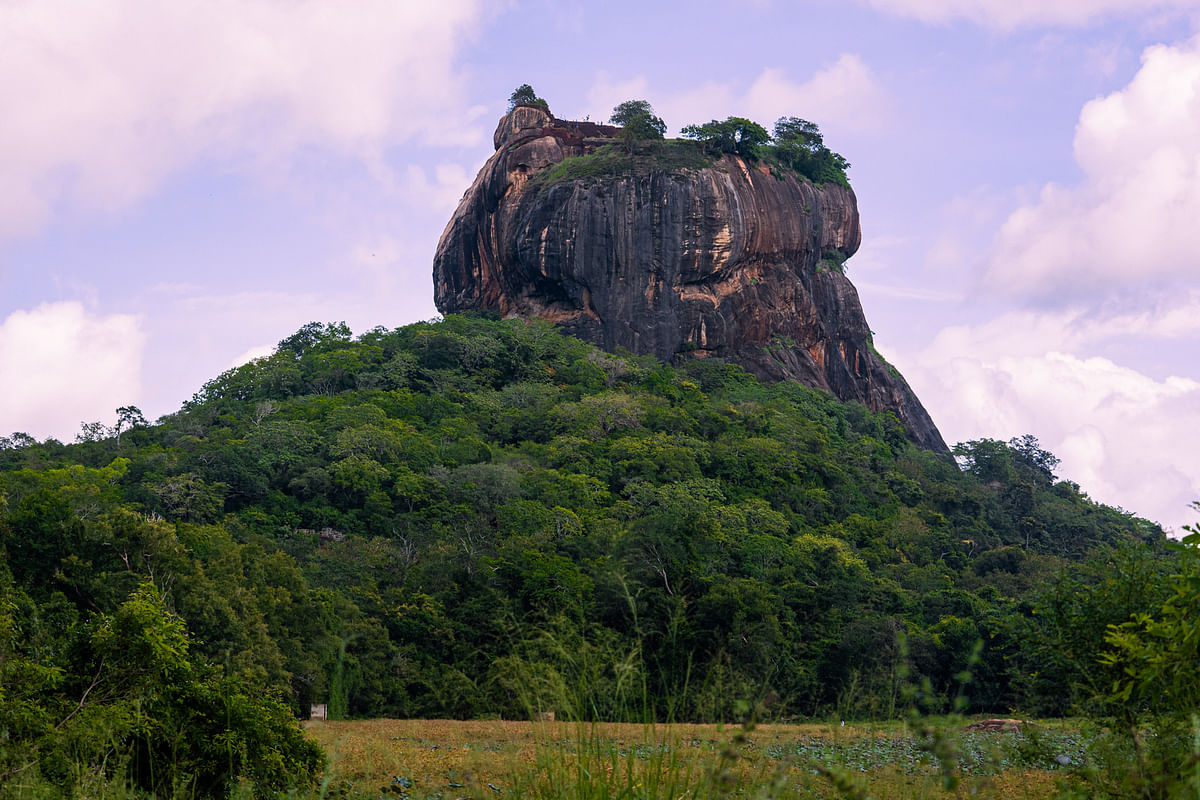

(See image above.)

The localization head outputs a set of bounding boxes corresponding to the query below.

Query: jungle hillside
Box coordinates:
[4,315,1195,797]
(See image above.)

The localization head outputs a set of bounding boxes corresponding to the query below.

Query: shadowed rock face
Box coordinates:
[434,107,947,451]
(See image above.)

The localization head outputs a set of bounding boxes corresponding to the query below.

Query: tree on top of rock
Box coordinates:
[508,84,550,114]
[681,117,770,161]
[772,117,850,186]
[610,100,666,154]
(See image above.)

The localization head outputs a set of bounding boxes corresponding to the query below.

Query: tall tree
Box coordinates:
[508,84,550,114]
[772,116,850,185]
[114,405,147,447]
[681,117,770,160]
[609,99,666,153]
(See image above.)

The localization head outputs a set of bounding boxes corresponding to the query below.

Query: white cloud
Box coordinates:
[1083,39,1135,77]
[984,35,1200,299]
[130,287,340,424]
[863,0,1200,29]
[226,344,276,371]
[398,163,476,215]
[654,83,738,135]
[339,232,444,301]
[917,293,1200,363]
[0,302,143,441]
[854,280,959,301]
[582,73,653,124]
[923,185,1019,277]
[743,56,891,134]
[889,307,1200,533]
[0,0,484,239]
[133,273,441,424]
[584,56,888,138]
[1086,289,1200,338]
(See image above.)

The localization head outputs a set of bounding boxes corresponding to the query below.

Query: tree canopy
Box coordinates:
[771,116,851,186]
[610,99,667,152]
[508,83,550,114]
[672,114,851,185]
[0,314,1178,794]
[681,117,771,161]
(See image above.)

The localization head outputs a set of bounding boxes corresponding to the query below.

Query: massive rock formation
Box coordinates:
[434,106,947,451]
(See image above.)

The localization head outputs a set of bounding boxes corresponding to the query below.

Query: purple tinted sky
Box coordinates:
[2,0,1198,531]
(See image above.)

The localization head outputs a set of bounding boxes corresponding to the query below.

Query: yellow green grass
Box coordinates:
[305,718,1068,799]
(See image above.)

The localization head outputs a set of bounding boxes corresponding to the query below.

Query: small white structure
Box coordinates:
[310,704,328,721]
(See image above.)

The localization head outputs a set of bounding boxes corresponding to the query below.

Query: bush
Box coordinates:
[0,581,323,799]
[509,84,550,115]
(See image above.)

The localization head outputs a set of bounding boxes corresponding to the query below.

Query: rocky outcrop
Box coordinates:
[433,107,947,451]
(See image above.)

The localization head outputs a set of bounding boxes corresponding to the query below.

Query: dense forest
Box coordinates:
[1,315,1191,797]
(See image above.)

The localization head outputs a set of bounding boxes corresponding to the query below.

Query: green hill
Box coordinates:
[0,314,1171,796]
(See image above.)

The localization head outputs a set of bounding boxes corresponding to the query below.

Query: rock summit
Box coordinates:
[433,106,946,450]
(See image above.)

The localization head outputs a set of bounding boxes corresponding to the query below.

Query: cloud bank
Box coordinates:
[584,55,888,138]
[889,34,1200,533]
[0,303,144,440]
[984,36,1200,301]
[864,0,1199,29]
[0,0,484,240]
[895,305,1200,532]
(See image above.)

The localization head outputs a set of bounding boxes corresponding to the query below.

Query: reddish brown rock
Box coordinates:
[433,108,947,451]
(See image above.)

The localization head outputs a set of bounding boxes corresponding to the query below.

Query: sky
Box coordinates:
[1,0,1199,532]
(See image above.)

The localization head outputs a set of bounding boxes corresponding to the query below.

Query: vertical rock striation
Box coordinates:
[434,107,947,451]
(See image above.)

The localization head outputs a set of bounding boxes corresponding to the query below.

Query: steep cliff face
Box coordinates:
[434,107,947,451]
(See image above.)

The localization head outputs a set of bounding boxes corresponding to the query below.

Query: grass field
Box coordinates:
[304,718,1075,799]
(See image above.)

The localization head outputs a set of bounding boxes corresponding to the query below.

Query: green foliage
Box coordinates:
[509,84,550,114]
[817,247,848,274]
[0,311,1168,784]
[1104,513,1200,715]
[681,117,771,161]
[1008,505,1200,798]
[769,116,851,187]
[673,114,851,184]
[1071,504,1200,798]
[529,141,710,194]
[0,576,322,798]
[610,99,667,153]
[522,111,851,190]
